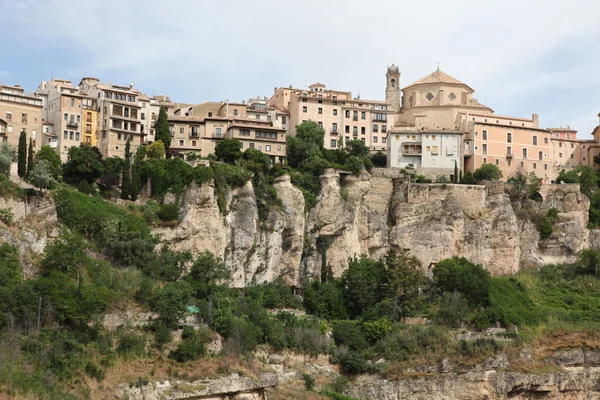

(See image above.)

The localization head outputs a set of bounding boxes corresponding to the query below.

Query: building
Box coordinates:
[269,83,393,152]
[79,77,146,158]
[0,84,43,151]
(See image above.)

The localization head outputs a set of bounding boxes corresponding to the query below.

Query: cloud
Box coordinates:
[4,0,600,133]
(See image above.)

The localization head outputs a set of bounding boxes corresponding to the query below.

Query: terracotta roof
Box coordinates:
[403,70,472,90]
[547,127,577,132]
[470,113,534,122]
[168,116,204,123]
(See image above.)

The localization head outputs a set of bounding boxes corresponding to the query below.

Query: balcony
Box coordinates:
[330,128,339,135]
[212,132,224,138]
[402,143,422,156]
[189,132,200,138]
[66,121,79,128]
[352,117,358,121]
[373,117,387,122]
[48,141,58,149]
[506,152,513,158]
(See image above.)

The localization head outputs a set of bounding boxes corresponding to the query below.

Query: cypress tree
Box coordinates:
[121,139,131,200]
[454,161,458,183]
[17,129,27,179]
[154,106,171,151]
[130,148,142,201]
[27,138,34,177]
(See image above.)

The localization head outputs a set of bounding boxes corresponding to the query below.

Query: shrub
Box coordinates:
[434,292,472,328]
[362,318,392,344]
[473,164,502,181]
[154,323,172,348]
[339,351,367,373]
[158,203,179,222]
[303,373,315,391]
[433,257,491,308]
[374,325,452,362]
[303,280,349,320]
[116,330,146,358]
[370,151,387,167]
[332,321,367,351]
[215,138,243,163]
[0,208,14,225]
[78,180,93,194]
[487,277,543,326]
[170,327,212,362]
[538,216,553,240]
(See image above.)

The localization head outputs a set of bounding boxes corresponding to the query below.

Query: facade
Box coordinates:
[270,82,392,152]
[0,84,43,150]
[79,77,145,158]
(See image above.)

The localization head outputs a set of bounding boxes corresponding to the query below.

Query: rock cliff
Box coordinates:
[156,169,591,287]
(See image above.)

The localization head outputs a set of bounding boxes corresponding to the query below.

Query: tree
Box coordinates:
[215,138,243,163]
[286,121,324,168]
[371,151,387,167]
[63,144,104,183]
[473,164,502,181]
[303,280,348,320]
[130,146,144,201]
[36,145,62,179]
[121,139,131,200]
[345,140,369,158]
[154,106,171,151]
[433,257,491,308]
[186,251,231,298]
[0,243,22,287]
[29,160,56,191]
[243,148,271,174]
[41,231,90,289]
[508,171,542,203]
[17,129,27,178]
[146,140,166,159]
[151,280,194,328]
[27,138,34,177]
[0,143,15,176]
[342,256,386,318]
[100,156,125,188]
[454,161,459,183]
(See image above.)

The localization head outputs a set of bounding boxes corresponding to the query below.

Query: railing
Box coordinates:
[213,132,223,138]
[506,152,513,158]
[352,117,358,121]
[67,121,79,128]
[331,128,339,134]
[373,117,387,122]
[402,149,422,155]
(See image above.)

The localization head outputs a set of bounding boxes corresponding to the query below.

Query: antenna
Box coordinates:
[437,62,440,71]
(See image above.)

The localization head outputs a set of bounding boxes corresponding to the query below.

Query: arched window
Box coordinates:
[409,95,414,107]
[391,79,396,88]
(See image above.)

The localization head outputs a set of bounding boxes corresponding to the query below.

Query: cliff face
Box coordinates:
[156,169,591,287]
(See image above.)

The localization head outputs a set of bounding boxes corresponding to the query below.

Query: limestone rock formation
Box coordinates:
[156,169,591,286]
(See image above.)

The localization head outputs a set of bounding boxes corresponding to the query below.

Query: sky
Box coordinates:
[2,0,599,136]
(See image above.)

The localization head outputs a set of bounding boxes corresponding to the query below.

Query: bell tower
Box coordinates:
[386,64,401,111]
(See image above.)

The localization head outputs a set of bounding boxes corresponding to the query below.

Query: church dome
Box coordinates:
[388,64,399,73]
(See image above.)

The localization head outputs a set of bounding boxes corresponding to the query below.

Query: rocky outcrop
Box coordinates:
[115,373,278,400]
[155,169,590,286]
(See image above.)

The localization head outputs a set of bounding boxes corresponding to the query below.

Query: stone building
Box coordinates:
[0,84,43,151]
[270,82,393,152]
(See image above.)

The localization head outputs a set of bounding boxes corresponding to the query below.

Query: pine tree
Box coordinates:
[154,106,171,151]
[17,129,27,179]
[27,138,34,177]
[121,139,131,200]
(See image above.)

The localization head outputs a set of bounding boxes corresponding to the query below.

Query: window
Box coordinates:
[64,113,68,121]
[75,132,80,141]
[559,142,563,147]
[507,146,512,156]
[544,164,548,170]
[382,125,387,133]
[495,159,499,165]
[239,129,250,136]
[318,122,323,129]
[482,144,487,155]
[533,136,537,145]
[63,131,68,139]
[353,111,358,120]
[266,145,271,151]
[255,114,260,120]
[345,110,350,118]
[70,98,74,107]
[483,158,487,164]
[432,146,438,155]
[330,139,337,148]
[533,163,537,169]
[361,111,366,119]
[482,130,487,140]
[520,162,524,168]
[345,136,350,143]
[141,112,145,120]
[539,151,543,161]
[303,106,307,113]
[282,116,286,124]
[382,137,387,143]
[192,140,197,146]
[5,112,11,121]
[373,124,378,132]
[522,148,527,159]
[179,140,184,146]
[332,123,338,133]
[544,138,548,144]
[426,93,434,101]
[333,109,338,116]
[507,132,512,143]
[567,133,571,139]
[559,153,563,158]
[208,112,213,117]
[233,109,238,116]
[426,146,431,151]
[571,143,574,148]
[373,137,378,143]
[432,135,436,140]
[345,125,350,133]
[249,143,255,148]
[180,127,184,134]
[507,160,511,166]
[69,131,74,140]
[302,98,307,103]
[353,126,358,135]
[267,115,272,122]
[318,108,322,114]
[361,127,366,135]
[215,127,222,137]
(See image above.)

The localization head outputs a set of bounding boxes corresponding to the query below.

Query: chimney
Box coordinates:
[532,113,539,128]
[15,85,20,88]
[597,112,600,125]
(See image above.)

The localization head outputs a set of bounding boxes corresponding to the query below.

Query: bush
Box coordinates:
[473,164,502,181]
[116,330,146,358]
[434,292,472,328]
[374,325,452,362]
[157,203,179,222]
[215,138,243,163]
[339,351,367,373]
[332,321,368,351]
[538,216,553,240]
[370,151,387,167]
[487,277,543,326]
[303,373,315,391]
[303,280,349,320]
[0,208,14,225]
[170,327,212,362]
[154,323,172,348]
[433,257,491,308]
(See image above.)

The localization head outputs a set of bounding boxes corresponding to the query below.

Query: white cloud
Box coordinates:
[7,0,600,133]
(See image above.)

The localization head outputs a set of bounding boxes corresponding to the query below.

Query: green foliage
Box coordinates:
[370,151,387,167]
[304,279,349,320]
[433,257,490,308]
[332,321,368,351]
[26,138,34,177]
[508,171,542,204]
[362,318,392,343]
[17,129,27,178]
[473,164,502,181]
[187,251,231,298]
[36,145,62,179]
[154,107,171,150]
[339,351,367,373]
[343,155,364,176]
[287,121,325,168]
[143,245,191,281]
[212,163,252,213]
[170,326,213,362]
[486,277,544,326]
[345,140,369,158]
[101,156,125,189]
[63,144,104,183]
[157,203,179,222]
[0,142,15,176]
[461,170,475,184]
[116,330,146,358]
[131,146,144,201]
[0,208,13,225]
[215,138,243,163]
[245,280,302,309]
[374,325,452,362]
[0,243,21,287]
[147,140,166,159]
[547,207,559,222]
[146,158,212,197]
[121,139,132,200]
[151,280,194,328]
[538,216,553,240]
[29,159,57,191]
[433,292,472,328]
[302,373,315,391]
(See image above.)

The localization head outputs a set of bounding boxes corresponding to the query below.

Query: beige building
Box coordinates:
[0,84,43,151]
[78,77,146,158]
[270,82,393,152]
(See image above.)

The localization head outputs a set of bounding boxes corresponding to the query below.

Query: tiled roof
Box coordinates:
[403,70,471,90]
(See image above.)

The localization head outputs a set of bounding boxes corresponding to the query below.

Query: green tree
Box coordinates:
[27,138,34,177]
[187,251,231,298]
[17,129,27,178]
[508,171,541,203]
[286,121,324,168]
[454,161,459,183]
[0,143,15,176]
[380,251,427,321]
[473,164,502,181]
[243,148,271,173]
[433,257,491,308]
[371,151,387,167]
[146,140,166,159]
[35,145,62,179]
[63,144,104,183]
[462,170,475,184]
[121,139,131,200]
[345,139,369,158]
[130,146,144,201]
[215,138,243,163]
[0,243,22,287]
[41,231,90,289]
[151,280,194,328]
[303,279,348,320]
[154,107,171,151]
[342,256,386,318]
[100,156,125,188]
[29,159,56,191]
